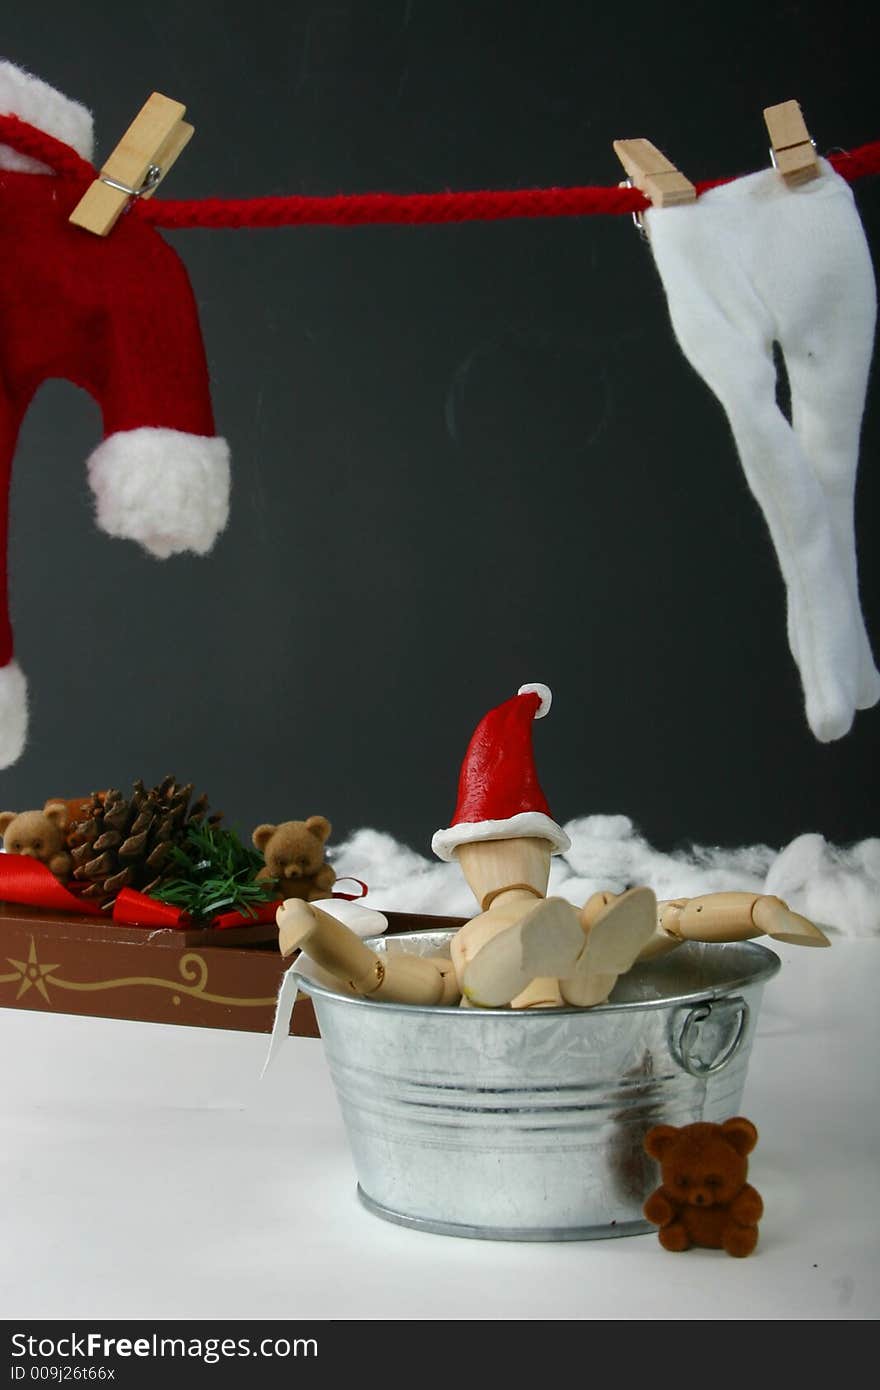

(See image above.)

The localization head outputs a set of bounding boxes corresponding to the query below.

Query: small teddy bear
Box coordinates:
[252,816,336,902]
[643,1117,763,1257]
[0,802,72,881]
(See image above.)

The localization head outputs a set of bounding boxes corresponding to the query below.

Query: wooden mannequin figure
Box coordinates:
[275,845,658,1012]
[636,891,830,958]
[276,684,658,1010]
[449,834,657,1008]
[277,897,460,1005]
[274,683,829,1011]
[431,684,657,1008]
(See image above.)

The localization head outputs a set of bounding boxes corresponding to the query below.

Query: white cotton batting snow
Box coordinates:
[329,814,880,938]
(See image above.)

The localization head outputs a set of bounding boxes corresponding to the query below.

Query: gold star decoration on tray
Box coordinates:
[6,939,61,1002]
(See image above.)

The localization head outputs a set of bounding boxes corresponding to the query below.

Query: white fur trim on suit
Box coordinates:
[432,812,571,862]
[517,682,552,717]
[0,60,94,172]
[88,428,231,560]
[0,661,29,768]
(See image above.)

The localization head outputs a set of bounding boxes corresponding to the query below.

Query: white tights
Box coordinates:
[646,161,878,742]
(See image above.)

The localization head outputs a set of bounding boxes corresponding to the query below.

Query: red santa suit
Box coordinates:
[0,61,230,766]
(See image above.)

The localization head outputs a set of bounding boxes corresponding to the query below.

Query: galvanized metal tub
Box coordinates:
[294,928,780,1241]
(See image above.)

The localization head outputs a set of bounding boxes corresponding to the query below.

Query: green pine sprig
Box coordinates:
[151,820,278,923]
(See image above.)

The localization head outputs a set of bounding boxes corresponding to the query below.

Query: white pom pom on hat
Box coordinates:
[517,682,552,717]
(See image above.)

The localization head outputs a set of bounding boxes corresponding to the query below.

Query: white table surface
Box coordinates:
[1,938,878,1322]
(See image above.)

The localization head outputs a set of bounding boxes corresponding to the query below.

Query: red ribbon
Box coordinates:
[0,854,103,915]
[112,887,186,928]
[0,855,369,930]
[112,889,281,931]
[111,892,281,931]
[329,877,369,902]
[211,900,281,931]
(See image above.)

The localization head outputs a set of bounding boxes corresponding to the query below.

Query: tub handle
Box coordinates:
[675,996,750,1076]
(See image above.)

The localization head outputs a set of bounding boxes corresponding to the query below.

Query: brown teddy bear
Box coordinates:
[0,802,72,881]
[643,1117,763,1257]
[252,816,336,902]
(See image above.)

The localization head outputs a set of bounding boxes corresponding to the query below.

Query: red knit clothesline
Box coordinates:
[2,113,879,229]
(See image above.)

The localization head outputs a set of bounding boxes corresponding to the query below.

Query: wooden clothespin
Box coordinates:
[612,138,696,209]
[69,92,193,236]
[763,100,819,186]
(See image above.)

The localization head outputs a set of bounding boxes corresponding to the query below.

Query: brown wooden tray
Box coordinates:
[0,902,465,1037]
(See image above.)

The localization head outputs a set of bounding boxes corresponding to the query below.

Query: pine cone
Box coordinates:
[66,776,222,905]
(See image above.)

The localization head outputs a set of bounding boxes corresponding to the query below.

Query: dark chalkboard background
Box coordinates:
[2,1,877,857]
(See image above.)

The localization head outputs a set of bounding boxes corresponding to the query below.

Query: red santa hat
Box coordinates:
[0,61,230,767]
[431,683,571,862]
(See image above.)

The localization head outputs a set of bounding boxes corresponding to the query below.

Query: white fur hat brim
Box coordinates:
[432,811,570,863]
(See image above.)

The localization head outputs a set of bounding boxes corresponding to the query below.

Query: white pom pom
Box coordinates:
[517,682,552,718]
